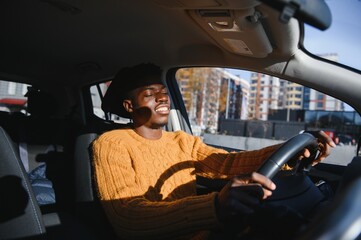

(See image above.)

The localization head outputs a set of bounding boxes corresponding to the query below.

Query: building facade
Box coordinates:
[176,68,250,133]
[0,80,28,112]
[249,73,285,120]
[248,53,344,120]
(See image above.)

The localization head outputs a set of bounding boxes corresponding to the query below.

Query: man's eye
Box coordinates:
[143,90,153,97]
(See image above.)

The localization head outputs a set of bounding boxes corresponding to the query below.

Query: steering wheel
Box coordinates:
[255,133,361,239]
[257,132,319,179]
[244,133,322,239]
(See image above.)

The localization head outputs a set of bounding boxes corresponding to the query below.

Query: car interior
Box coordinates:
[1,0,361,239]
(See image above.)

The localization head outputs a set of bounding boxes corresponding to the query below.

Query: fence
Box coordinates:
[219,119,306,140]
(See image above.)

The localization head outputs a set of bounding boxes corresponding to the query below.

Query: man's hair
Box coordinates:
[101,63,163,118]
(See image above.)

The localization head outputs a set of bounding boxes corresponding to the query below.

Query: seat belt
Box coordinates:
[19,142,30,172]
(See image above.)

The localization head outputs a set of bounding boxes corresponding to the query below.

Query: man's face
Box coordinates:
[126,83,170,128]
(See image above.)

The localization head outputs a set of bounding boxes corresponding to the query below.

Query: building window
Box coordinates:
[8,82,16,95]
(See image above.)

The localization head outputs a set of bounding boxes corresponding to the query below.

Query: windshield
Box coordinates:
[303,0,361,71]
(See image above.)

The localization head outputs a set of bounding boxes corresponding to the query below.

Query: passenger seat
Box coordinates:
[0,126,96,239]
[74,119,129,239]
[0,126,46,239]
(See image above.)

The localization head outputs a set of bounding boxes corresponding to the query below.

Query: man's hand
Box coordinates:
[215,172,276,225]
[301,130,336,166]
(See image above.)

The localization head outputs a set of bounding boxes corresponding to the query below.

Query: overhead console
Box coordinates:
[153,0,275,58]
[189,7,273,58]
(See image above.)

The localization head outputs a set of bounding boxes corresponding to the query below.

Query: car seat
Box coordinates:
[75,132,120,239]
[0,126,47,239]
[0,125,96,239]
[73,120,129,239]
[18,88,79,211]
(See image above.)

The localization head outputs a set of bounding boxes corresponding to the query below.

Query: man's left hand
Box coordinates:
[301,130,336,166]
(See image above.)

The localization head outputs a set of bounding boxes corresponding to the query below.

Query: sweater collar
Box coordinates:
[127,128,168,144]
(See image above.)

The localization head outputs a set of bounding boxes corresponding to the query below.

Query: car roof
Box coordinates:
[0,1,296,84]
[1,0,361,112]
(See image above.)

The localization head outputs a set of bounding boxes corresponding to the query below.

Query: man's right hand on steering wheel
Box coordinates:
[215,172,276,227]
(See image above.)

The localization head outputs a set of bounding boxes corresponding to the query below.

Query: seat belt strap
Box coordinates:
[19,142,29,172]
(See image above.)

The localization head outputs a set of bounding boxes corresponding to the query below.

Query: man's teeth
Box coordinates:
[156,107,169,112]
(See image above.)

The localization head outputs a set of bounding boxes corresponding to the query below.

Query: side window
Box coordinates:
[175,68,361,166]
[0,79,29,114]
[90,82,109,119]
[89,81,130,124]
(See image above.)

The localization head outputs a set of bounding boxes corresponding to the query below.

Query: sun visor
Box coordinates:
[152,0,260,9]
[189,7,273,58]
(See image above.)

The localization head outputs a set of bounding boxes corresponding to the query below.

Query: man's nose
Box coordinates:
[156,92,168,102]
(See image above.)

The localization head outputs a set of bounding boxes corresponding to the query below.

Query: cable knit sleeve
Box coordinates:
[92,132,220,240]
[191,136,281,178]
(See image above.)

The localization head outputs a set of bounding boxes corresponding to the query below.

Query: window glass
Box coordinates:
[90,82,108,119]
[8,82,16,95]
[90,81,131,124]
[175,67,361,165]
[303,1,361,71]
[0,80,29,114]
[343,112,354,125]
[355,114,361,125]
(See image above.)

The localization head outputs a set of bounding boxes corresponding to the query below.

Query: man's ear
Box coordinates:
[123,99,133,113]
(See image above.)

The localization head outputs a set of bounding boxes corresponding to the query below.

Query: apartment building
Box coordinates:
[249,73,285,120]
[249,53,344,120]
[176,68,249,133]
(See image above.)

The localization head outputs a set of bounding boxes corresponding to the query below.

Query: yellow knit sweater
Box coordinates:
[92,129,279,240]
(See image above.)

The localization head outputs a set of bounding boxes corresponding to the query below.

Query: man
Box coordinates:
[92,63,335,240]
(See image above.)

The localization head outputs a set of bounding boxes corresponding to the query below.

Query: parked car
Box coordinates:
[1,0,361,239]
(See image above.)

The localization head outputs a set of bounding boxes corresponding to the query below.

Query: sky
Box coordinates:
[304,0,361,111]
[304,0,361,71]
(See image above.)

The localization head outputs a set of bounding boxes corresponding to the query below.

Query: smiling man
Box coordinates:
[122,82,170,139]
[92,63,335,240]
